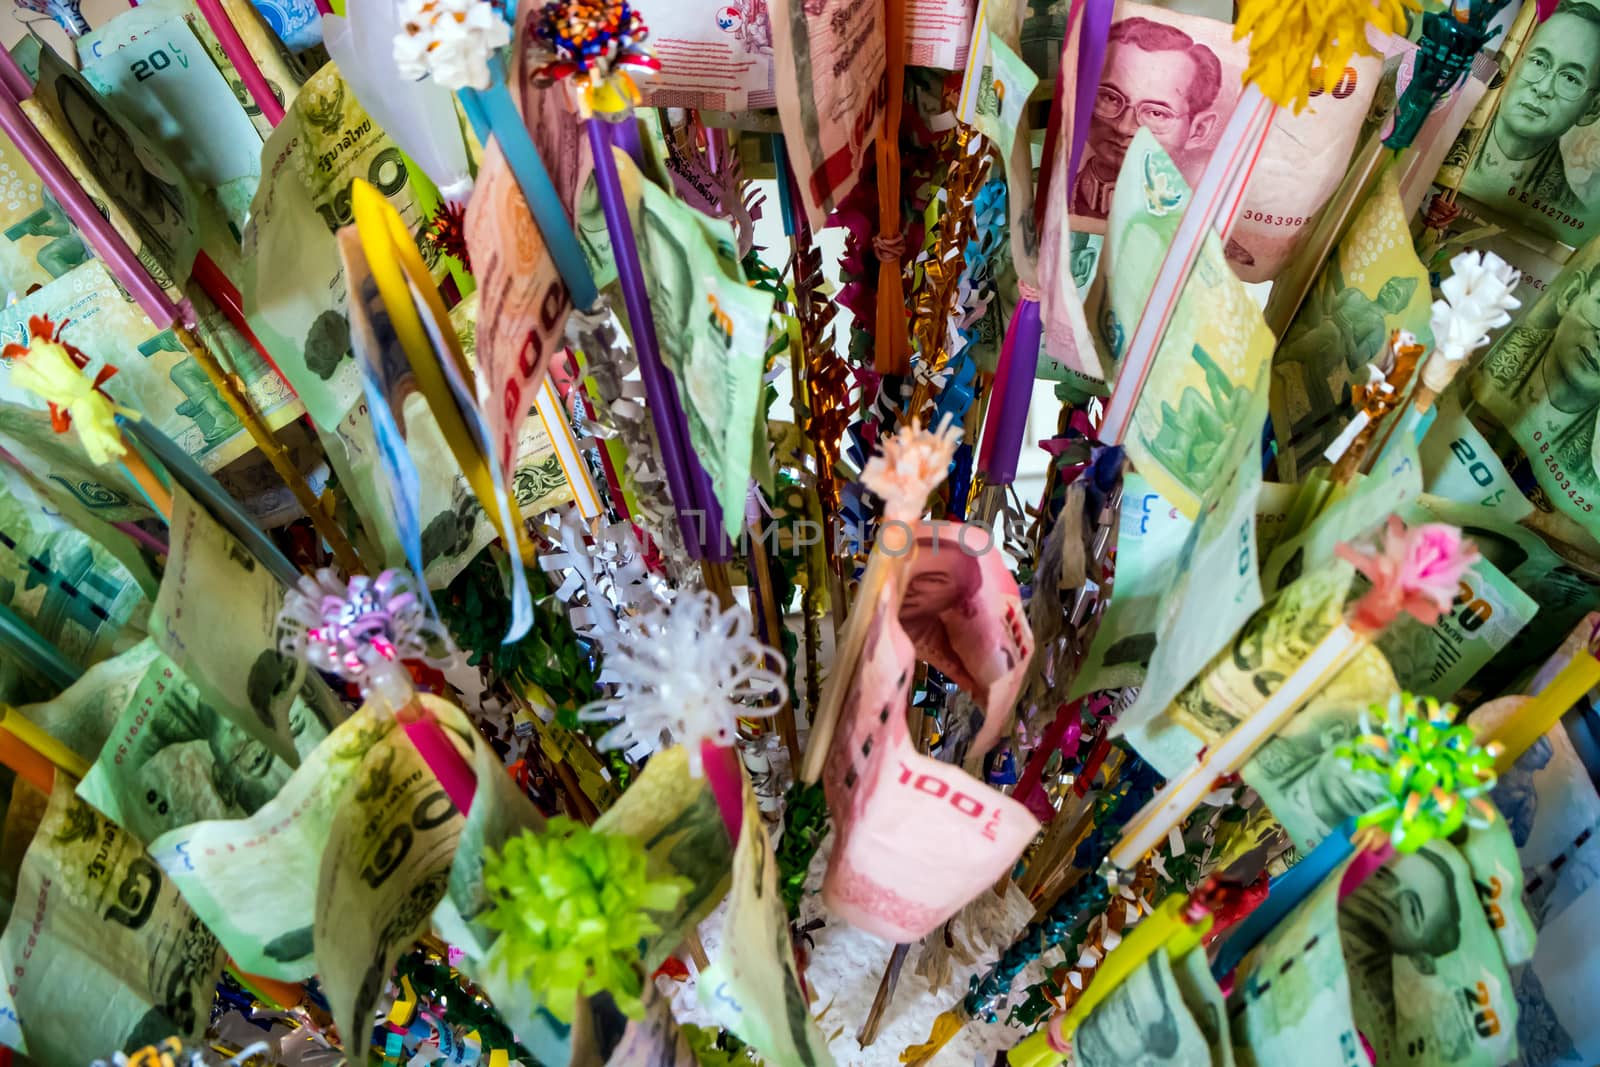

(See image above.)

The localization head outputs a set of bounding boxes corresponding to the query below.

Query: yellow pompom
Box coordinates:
[4,316,135,466]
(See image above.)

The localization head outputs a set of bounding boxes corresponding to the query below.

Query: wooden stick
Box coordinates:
[857,943,911,1047]
[748,517,803,766]
[176,324,366,576]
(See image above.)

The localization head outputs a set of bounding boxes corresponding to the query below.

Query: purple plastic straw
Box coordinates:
[1069,0,1115,189]
[0,49,179,328]
[979,298,1043,484]
[586,118,706,557]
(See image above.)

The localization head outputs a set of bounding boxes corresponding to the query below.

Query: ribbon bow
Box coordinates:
[4,314,136,465]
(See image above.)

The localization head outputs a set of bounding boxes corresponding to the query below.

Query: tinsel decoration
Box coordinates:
[565,304,696,575]
[1337,692,1501,852]
[907,125,992,420]
[277,567,453,690]
[481,817,690,1022]
[393,946,536,1063]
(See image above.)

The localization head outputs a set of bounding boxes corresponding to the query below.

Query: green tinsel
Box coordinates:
[775,781,829,919]
[481,818,690,1023]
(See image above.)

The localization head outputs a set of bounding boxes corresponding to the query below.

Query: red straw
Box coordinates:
[192,0,286,127]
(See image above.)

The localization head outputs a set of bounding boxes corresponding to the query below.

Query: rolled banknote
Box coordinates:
[1270,167,1435,481]
[315,696,468,1064]
[770,0,887,228]
[0,403,152,523]
[1073,948,1213,1067]
[1229,855,1364,1067]
[1341,841,1521,1067]
[593,745,734,971]
[1466,234,1600,549]
[464,139,573,483]
[638,0,777,111]
[76,645,294,842]
[16,639,162,766]
[1454,0,1600,249]
[1116,371,1269,729]
[698,776,834,1067]
[821,535,1037,943]
[1062,1,1383,282]
[1102,128,1276,519]
[151,485,340,768]
[1070,472,1191,697]
[83,16,264,236]
[149,706,398,980]
[0,781,225,1064]
[20,41,201,296]
[244,61,445,431]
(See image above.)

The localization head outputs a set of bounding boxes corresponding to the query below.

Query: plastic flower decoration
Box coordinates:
[1422,250,1521,395]
[859,415,962,523]
[1337,692,1501,852]
[480,817,689,1022]
[3,314,135,465]
[524,0,662,116]
[1335,516,1479,635]
[578,587,782,774]
[277,568,453,693]
[393,0,511,91]
[1234,0,1417,111]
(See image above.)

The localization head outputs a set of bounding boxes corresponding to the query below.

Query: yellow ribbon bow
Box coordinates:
[4,315,136,466]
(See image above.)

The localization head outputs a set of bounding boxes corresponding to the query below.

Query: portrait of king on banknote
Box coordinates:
[1461,0,1600,245]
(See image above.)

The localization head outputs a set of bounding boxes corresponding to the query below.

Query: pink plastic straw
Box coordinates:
[700,740,744,844]
[0,49,179,327]
[404,715,477,815]
[193,0,286,127]
[1338,843,1395,900]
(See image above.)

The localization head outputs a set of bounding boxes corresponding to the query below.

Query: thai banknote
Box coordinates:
[593,745,733,971]
[15,640,162,767]
[1419,390,1538,521]
[0,456,158,602]
[83,16,264,236]
[464,139,572,481]
[770,0,887,228]
[821,555,1037,942]
[1073,949,1212,1067]
[1454,3,1600,248]
[1341,840,1521,1067]
[1271,167,1434,480]
[1171,943,1233,1067]
[150,486,307,767]
[1121,562,1374,780]
[149,705,395,980]
[1510,880,1600,1067]
[0,781,225,1064]
[0,473,149,677]
[21,42,201,296]
[1466,235,1600,549]
[0,258,298,473]
[0,778,48,927]
[1104,128,1276,519]
[81,0,304,143]
[639,0,777,111]
[1230,857,1363,1067]
[244,61,443,430]
[0,403,153,523]
[315,698,466,1064]
[1117,376,1268,730]
[698,779,833,1067]
[1061,2,1383,283]
[1071,472,1191,696]
[76,646,294,842]
[627,165,775,539]
[0,134,89,297]
[1407,495,1600,699]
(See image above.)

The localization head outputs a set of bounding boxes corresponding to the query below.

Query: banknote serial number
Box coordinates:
[1240,211,1308,227]
[1501,187,1587,231]
[1533,432,1595,512]
[896,763,1004,841]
